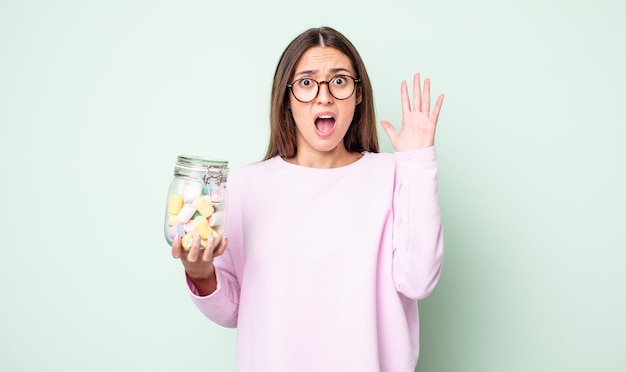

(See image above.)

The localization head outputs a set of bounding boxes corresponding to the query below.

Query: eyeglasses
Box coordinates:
[287,75,360,103]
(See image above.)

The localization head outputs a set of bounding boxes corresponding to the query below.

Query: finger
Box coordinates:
[423,78,431,114]
[430,94,445,124]
[172,235,182,259]
[413,73,422,112]
[400,80,411,113]
[202,235,216,262]
[380,120,398,142]
[187,234,202,262]
[214,235,229,257]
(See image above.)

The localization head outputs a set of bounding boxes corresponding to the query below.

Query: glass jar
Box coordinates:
[164,156,229,250]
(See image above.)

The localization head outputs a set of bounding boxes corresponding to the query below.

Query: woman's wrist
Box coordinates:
[188,269,218,296]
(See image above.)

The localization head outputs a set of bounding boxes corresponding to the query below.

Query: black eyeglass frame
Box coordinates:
[287,75,361,103]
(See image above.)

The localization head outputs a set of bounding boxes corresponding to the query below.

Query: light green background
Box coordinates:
[1,1,624,371]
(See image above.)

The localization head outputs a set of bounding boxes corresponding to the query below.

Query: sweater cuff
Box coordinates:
[185,269,223,300]
[395,146,437,164]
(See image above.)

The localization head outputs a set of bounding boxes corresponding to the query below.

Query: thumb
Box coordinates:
[380,120,398,142]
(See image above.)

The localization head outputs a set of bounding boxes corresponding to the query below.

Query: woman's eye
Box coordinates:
[300,79,313,87]
[333,77,347,86]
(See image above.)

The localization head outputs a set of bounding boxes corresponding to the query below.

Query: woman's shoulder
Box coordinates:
[365,151,394,159]
[230,157,279,179]
[362,151,396,166]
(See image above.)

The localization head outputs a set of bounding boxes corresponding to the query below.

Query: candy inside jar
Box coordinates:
[164,156,228,250]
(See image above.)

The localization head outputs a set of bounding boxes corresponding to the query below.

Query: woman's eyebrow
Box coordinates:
[294,67,353,78]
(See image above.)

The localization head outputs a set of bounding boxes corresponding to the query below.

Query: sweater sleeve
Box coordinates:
[186,250,240,328]
[184,170,245,328]
[391,146,444,300]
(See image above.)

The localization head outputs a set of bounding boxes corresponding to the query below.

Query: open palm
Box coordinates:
[381,73,444,151]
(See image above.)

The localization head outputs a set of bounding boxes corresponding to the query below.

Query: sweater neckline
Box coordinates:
[273,152,371,173]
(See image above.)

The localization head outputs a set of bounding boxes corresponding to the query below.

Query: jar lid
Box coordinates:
[174,155,228,184]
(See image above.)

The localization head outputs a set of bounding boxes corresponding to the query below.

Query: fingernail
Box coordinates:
[193,234,200,243]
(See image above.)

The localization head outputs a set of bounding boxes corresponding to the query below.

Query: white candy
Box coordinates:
[184,220,198,235]
[208,211,225,227]
[176,204,196,223]
[182,183,202,203]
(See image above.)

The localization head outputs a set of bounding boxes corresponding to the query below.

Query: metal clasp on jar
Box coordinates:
[203,165,225,203]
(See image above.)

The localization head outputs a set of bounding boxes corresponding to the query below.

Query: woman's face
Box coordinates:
[288,46,361,157]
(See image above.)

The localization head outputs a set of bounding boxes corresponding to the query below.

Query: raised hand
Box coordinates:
[381,73,444,151]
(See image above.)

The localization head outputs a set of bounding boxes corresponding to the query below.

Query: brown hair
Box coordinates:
[264,27,379,160]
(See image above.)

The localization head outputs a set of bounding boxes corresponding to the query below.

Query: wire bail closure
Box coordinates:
[203,165,224,185]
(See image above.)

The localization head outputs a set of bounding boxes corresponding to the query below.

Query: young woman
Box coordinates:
[172,26,445,371]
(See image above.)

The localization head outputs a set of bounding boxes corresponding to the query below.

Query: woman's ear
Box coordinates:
[356,86,362,105]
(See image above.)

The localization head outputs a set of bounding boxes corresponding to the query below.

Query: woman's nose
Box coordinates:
[316,81,333,104]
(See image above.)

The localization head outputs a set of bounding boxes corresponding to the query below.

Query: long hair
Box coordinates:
[264,27,379,160]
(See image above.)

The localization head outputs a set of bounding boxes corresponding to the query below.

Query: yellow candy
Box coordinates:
[211,228,223,243]
[199,229,223,249]
[194,216,211,240]
[193,196,214,218]
[167,194,184,214]
[181,234,194,250]
[166,214,179,226]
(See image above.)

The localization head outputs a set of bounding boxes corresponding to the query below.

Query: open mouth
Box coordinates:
[315,114,336,136]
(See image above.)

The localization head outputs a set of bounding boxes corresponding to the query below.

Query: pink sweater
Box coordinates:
[186,147,444,371]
